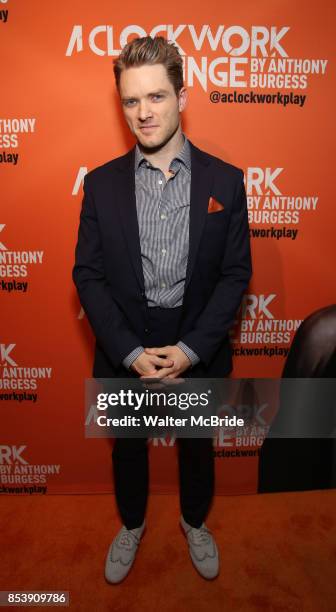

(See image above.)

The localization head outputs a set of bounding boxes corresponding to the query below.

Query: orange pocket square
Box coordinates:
[208,197,224,213]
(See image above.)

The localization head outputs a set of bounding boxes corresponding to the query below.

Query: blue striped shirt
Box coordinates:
[123,136,200,370]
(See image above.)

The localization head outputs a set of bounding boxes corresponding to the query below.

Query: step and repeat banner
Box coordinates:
[1,1,335,495]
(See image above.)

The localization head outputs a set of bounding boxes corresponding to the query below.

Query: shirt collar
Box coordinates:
[134,134,191,173]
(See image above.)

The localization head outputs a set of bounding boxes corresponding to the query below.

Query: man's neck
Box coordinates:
[137,127,185,174]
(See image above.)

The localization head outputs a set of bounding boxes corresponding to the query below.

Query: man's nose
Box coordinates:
[138,100,153,121]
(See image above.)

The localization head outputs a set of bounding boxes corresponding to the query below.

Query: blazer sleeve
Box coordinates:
[180,170,252,367]
[72,175,142,370]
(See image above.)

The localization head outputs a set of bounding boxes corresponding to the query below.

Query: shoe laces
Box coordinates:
[189,525,211,546]
[117,526,140,550]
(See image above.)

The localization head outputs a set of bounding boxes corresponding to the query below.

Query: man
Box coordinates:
[73,36,252,583]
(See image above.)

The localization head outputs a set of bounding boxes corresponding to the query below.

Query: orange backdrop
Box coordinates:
[1,0,335,495]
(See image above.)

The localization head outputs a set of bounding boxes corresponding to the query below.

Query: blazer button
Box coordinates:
[144,328,151,334]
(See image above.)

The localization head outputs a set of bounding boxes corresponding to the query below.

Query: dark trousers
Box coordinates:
[112,306,215,529]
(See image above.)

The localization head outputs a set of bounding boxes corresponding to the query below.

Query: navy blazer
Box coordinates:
[73,141,252,377]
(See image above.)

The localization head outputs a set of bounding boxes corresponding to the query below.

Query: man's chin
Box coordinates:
[137,135,162,151]
[136,124,179,154]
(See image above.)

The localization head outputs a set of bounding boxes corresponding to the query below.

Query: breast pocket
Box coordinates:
[204,209,228,234]
[199,210,228,268]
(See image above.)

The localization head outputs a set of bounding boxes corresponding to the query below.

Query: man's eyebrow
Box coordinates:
[147,89,169,95]
[121,89,169,101]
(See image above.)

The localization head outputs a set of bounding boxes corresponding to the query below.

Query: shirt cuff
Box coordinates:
[177,341,200,368]
[122,346,145,371]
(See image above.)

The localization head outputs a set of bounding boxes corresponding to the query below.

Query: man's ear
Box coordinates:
[178,87,188,112]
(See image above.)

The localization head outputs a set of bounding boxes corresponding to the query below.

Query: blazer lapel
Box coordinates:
[115,148,145,291]
[185,142,214,290]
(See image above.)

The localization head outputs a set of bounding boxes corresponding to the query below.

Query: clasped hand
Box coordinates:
[131,345,191,379]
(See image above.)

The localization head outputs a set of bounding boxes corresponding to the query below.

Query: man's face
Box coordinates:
[119,63,187,150]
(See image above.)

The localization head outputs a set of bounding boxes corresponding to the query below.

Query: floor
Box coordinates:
[1,490,336,611]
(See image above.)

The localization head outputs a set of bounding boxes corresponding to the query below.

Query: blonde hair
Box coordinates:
[113,36,184,95]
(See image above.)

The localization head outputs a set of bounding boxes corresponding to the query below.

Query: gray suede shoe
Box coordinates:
[105,521,145,584]
[180,516,219,579]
